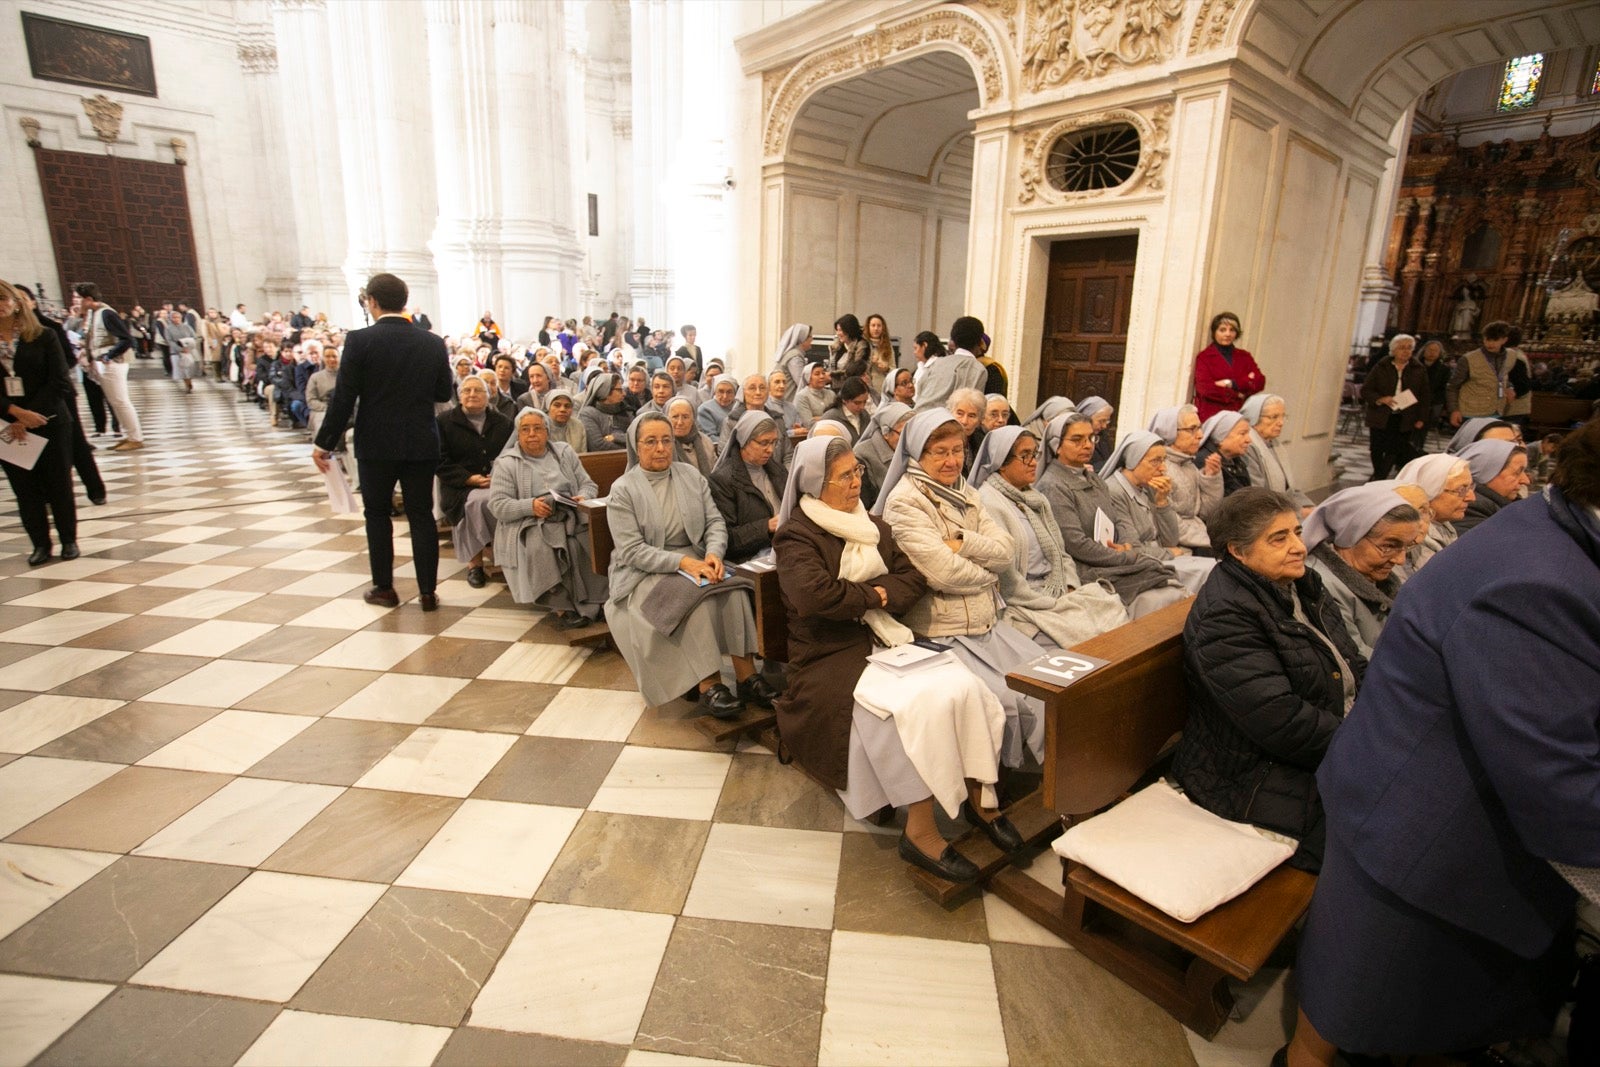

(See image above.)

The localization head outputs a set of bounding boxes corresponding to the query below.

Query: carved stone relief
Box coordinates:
[1017,104,1171,204]
[1022,0,1186,91]
[81,94,123,143]
[1187,0,1241,54]
[20,117,42,147]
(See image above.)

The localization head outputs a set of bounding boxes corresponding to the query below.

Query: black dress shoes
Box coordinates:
[555,612,593,630]
[697,682,744,721]
[897,832,980,883]
[736,674,780,708]
[465,566,487,589]
[27,546,51,567]
[60,543,80,561]
[418,593,440,612]
[89,494,106,505]
[961,800,1025,853]
[363,586,400,607]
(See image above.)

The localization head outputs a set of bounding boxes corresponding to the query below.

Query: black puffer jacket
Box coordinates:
[708,455,789,564]
[1171,556,1366,870]
[436,406,513,525]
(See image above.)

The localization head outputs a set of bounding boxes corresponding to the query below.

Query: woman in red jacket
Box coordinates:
[1192,312,1265,421]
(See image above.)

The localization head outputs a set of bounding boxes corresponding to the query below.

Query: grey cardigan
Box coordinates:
[605,463,727,604]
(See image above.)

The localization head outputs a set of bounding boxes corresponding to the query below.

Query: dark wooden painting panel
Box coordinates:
[22,12,158,97]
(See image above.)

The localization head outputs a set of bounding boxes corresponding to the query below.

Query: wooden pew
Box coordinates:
[992,599,1316,1039]
[1529,392,1595,439]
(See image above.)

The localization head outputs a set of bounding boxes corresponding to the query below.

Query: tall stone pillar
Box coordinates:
[1350,107,1413,347]
[235,17,299,313]
[628,0,681,333]
[269,0,350,318]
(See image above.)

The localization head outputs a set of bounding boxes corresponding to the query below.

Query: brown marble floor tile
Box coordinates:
[635,916,828,1067]
[832,829,989,943]
[196,527,271,548]
[216,594,325,624]
[0,688,33,713]
[328,555,378,574]
[536,811,708,914]
[213,567,305,593]
[472,736,621,806]
[0,751,17,769]
[427,679,559,734]
[71,585,190,615]
[228,624,347,664]
[627,697,727,752]
[33,701,220,763]
[566,648,643,691]
[291,886,527,1026]
[260,787,460,882]
[53,652,211,701]
[32,986,280,1067]
[361,605,471,635]
[434,1029,627,1067]
[387,635,512,677]
[63,613,198,651]
[319,533,373,554]
[6,765,231,852]
[88,560,185,584]
[232,665,381,714]
[715,752,846,832]
[0,856,247,981]
[0,609,57,639]
[992,941,1198,1066]
[245,718,413,785]
[0,576,62,603]
[85,541,171,562]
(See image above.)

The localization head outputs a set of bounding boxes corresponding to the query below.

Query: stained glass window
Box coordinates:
[1497,54,1544,111]
[1592,59,1600,95]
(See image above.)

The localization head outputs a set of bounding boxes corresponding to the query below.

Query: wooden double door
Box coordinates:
[1036,235,1138,424]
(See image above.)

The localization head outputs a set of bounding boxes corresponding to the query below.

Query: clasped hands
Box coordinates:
[680,554,726,583]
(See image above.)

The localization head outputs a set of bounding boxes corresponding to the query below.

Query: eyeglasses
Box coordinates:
[1442,485,1473,499]
[1062,433,1097,445]
[1362,536,1412,559]
[1176,424,1202,434]
[923,446,964,462]
[1011,449,1040,464]
[827,464,867,485]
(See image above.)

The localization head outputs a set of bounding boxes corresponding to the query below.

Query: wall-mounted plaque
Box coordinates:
[22,12,157,97]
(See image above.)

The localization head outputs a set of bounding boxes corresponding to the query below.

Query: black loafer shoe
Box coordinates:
[466,566,487,589]
[89,495,106,505]
[418,593,439,612]
[363,586,400,607]
[736,674,780,709]
[697,682,744,721]
[962,800,1025,853]
[897,832,980,883]
[556,612,593,630]
[59,543,80,561]
[27,546,51,567]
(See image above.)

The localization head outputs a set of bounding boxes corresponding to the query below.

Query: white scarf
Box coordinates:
[799,496,914,648]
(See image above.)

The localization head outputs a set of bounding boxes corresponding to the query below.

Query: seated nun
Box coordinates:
[707,411,788,564]
[876,410,1050,798]
[765,369,805,441]
[1240,393,1314,511]
[1446,416,1519,455]
[1146,404,1222,553]
[772,323,813,393]
[665,396,716,477]
[1100,430,1217,595]
[438,376,515,589]
[578,372,630,451]
[774,436,1013,884]
[605,413,775,719]
[488,408,607,629]
[1395,453,1474,573]
[695,358,726,408]
[640,371,676,418]
[543,387,587,452]
[1034,412,1187,617]
[1302,482,1426,659]
[854,402,913,510]
[1453,438,1530,534]
[795,362,837,426]
[1019,395,1076,442]
[695,375,740,443]
[970,427,1128,647]
[981,394,1012,433]
[1196,409,1255,495]
[1076,396,1115,469]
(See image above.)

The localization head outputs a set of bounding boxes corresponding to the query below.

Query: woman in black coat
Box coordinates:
[1170,487,1366,871]
[1358,333,1431,479]
[1,281,79,566]
[708,412,788,564]
[437,377,514,587]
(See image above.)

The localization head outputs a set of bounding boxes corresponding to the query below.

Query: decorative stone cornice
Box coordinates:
[238,40,279,74]
[1016,103,1172,205]
[1022,0,1185,92]
[1187,0,1241,54]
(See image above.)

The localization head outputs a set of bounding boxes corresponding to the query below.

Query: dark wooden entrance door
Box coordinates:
[32,147,203,312]
[1036,235,1138,419]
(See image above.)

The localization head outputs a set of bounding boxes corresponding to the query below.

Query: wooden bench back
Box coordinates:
[1529,392,1595,436]
[1008,598,1191,818]
[579,450,628,497]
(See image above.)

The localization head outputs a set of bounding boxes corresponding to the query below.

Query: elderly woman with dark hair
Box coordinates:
[708,411,788,564]
[488,408,606,628]
[1171,487,1366,872]
[439,376,514,588]
[606,413,774,719]
[1453,438,1530,535]
[830,313,868,372]
[1303,483,1427,659]
[578,372,629,451]
[1395,453,1474,573]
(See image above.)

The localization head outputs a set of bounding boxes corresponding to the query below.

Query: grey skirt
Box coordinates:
[452,488,495,563]
[607,573,757,707]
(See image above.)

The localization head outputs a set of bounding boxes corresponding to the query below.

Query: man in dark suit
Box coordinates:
[313,273,453,610]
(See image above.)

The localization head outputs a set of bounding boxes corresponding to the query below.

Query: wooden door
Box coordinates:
[1037,236,1137,417]
[33,147,203,312]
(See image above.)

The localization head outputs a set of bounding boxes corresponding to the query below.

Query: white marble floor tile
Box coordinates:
[0,695,125,754]
[141,564,251,590]
[0,610,128,645]
[263,549,358,571]
[818,930,1008,1066]
[130,871,384,1002]
[0,974,115,1067]
[477,641,590,685]
[589,746,732,822]
[286,598,396,631]
[273,571,372,598]
[469,902,674,1044]
[326,674,470,725]
[522,686,645,743]
[981,851,1072,949]
[439,607,540,643]
[8,582,132,609]
[142,543,237,565]
[428,578,500,606]
[140,659,294,707]
[234,502,317,516]
[143,525,233,545]
[137,709,315,774]
[354,727,516,797]
[682,823,841,930]
[143,620,279,658]
[21,557,122,581]
[238,1011,451,1067]
[242,515,322,532]
[133,777,343,866]
[0,842,119,939]
[308,631,433,671]
[68,537,131,556]
[72,520,132,537]
[1,647,130,692]
[254,531,339,550]
[143,588,264,620]
[395,799,580,898]
[0,757,123,837]
[144,509,222,526]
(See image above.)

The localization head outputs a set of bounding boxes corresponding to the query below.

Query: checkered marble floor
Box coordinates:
[0,368,1288,1066]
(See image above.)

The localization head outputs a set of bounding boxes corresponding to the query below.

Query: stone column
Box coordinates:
[235,18,299,313]
[1397,196,1433,332]
[1350,108,1413,347]
[628,0,682,332]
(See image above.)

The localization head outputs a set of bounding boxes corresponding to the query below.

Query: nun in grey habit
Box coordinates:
[1100,429,1216,595]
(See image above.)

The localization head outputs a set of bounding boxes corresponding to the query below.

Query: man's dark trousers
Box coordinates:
[357,458,439,595]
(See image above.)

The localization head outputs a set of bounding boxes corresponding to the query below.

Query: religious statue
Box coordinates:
[1450,293,1479,338]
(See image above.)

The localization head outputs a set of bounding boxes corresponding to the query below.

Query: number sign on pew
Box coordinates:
[1012,650,1111,690]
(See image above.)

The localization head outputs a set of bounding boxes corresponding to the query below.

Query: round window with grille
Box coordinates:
[1045,124,1141,193]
